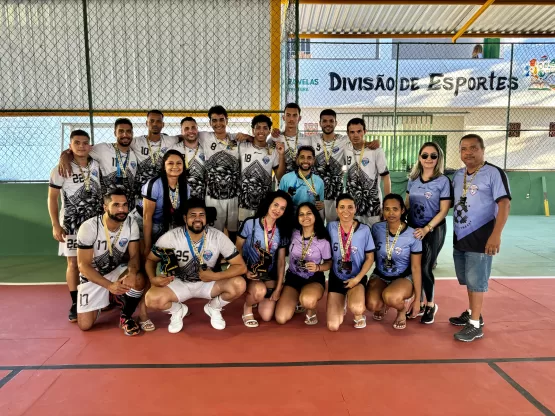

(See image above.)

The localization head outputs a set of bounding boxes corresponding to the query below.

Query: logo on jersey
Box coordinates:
[91,170,98,177]
[119,238,128,247]
[361,158,369,167]
[199,153,206,162]
[470,184,479,195]
[395,246,402,255]
[262,156,270,165]
[333,147,340,154]
[351,246,359,254]
[130,161,137,169]
[424,191,433,200]
[203,250,213,262]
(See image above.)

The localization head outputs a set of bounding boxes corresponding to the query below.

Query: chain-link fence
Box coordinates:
[1,0,554,181]
[293,40,555,172]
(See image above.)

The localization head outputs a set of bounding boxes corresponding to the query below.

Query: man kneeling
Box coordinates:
[145,198,247,332]
[77,189,145,336]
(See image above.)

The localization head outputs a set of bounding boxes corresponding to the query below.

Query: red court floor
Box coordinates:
[1,278,555,415]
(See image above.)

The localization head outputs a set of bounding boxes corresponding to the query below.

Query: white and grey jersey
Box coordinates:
[90,143,138,208]
[168,140,206,199]
[311,134,349,201]
[49,159,103,235]
[153,226,239,283]
[273,133,311,173]
[345,144,389,218]
[131,134,179,194]
[77,215,140,278]
[238,142,280,211]
[200,131,241,200]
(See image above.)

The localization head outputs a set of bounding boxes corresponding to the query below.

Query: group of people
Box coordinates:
[47,103,511,343]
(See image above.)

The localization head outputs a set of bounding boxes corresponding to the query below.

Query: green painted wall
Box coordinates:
[1,172,554,255]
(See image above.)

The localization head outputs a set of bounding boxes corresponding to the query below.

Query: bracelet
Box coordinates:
[427,224,434,232]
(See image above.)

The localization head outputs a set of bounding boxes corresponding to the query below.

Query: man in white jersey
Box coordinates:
[270,103,312,173]
[168,116,206,199]
[145,197,247,332]
[238,114,286,222]
[200,105,246,242]
[48,130,103,322]
[131,110,179,198]
[345,117,391,226]
[76,189,145,336]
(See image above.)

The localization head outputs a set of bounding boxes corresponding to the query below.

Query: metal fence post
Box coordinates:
[504,43,514,169]
[295,0,300,104]
[82,0,94,144]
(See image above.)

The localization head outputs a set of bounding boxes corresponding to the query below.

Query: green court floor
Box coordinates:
[1,216,554,284]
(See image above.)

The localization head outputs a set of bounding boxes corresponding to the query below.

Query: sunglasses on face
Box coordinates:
[420,153,438,160]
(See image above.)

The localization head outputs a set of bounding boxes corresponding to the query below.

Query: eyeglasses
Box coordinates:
[420,153,438,160]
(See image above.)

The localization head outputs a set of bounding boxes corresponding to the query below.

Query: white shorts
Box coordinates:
[77,264,127,313]
[324,200,338,224]
[206,196,239,232]
[58,234,77,257]
[167,279,216,303]
[356,215,381,227]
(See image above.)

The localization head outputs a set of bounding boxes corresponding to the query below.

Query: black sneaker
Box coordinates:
[119,316,141,336]
[68,303,77,323]
[454,322,484,342]
[420,304,438,324]
[449,310,484,327]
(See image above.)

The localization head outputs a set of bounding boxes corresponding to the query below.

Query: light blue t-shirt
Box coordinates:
[238,217,288,272]
[278,170,325,208]
[138,177,183,224]
[452,162,511,252]
[327,221,375,280]
[371,221,422,279]
[407,175,452,228]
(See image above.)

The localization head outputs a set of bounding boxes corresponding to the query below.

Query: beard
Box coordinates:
[108,212,128,222]
[187,223,205,234]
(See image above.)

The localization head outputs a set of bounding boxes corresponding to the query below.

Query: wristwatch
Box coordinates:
[427,224,434,232]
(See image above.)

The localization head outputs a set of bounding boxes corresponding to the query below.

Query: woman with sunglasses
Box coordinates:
[405,142,452,324]
[236,190,294,327]
[275,202,332,326]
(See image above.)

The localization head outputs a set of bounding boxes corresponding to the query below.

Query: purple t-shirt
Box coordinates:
[287,230,332,279]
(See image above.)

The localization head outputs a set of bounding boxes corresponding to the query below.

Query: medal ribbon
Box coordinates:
[460,163,485,204]
[184,144,200,169]
[103,214,124,258]
[385,223,403,261]
[300,233,315,261]
[184,228,207,265]
[338,223,355,262]
[263,217,277,252]
[146,137,162,165]
[169,183,179,211]
[77,159,92,192]
[112,144,128,179]
[298,170,318,196]
[321,134,339,164]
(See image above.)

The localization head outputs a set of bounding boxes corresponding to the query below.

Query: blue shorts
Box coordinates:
[453,248,493,292]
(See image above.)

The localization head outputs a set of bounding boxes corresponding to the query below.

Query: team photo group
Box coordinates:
[47,103,511,343]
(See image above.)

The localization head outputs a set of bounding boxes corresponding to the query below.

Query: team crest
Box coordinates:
[199,153,205,162]
[333,147,340,153]
[262,156,270,164]
[119,238,128,247]
[470,184,479,195]
[424,191,433,200]
[361,158,369,167]
[351,246,359,254]
[394,246,402,255]
[91,170,98,177]
[203,250,213,262]
[130,161,137,169]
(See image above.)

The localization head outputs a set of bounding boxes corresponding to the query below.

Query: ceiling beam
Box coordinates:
[452,0,496,43]
[296,32,555,38]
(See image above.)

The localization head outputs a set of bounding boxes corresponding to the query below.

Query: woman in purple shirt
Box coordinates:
[275,202,332,326]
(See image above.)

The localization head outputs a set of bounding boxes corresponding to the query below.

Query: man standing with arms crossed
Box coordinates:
[450,134,511,342]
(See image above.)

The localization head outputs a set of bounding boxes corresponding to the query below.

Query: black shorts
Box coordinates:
[328,271,368,296]
[242,275,276,299]
[283,270,325,293]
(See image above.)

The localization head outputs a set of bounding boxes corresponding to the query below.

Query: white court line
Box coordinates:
[1,276,555,286]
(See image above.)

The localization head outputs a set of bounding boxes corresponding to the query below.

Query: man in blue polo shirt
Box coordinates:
[450,134,511,342]
[278,146,325,212]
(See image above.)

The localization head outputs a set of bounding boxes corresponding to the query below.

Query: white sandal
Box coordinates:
[139,319,156,332]
[354,316,367,329]
[242,313,259,328]
[304,314,318,325]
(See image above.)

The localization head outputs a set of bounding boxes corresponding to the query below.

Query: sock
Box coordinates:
[120,289,143,319]
[208,295,230,309]
[70,290,77,305]
[164,302,182,315]
[469,319,480,328]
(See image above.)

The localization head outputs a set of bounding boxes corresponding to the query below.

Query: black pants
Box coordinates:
[421,222,446,303]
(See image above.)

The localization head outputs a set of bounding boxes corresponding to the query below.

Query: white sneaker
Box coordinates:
[204,302,226,330]
[168,303,188,334]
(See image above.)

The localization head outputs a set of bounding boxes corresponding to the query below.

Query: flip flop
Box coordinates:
[242,313,259,328]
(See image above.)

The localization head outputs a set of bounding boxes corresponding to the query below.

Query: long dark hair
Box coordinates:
[160,149,188,231]
[382,193,408,223]
[295,202,330,241]
[254,190,294,243]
